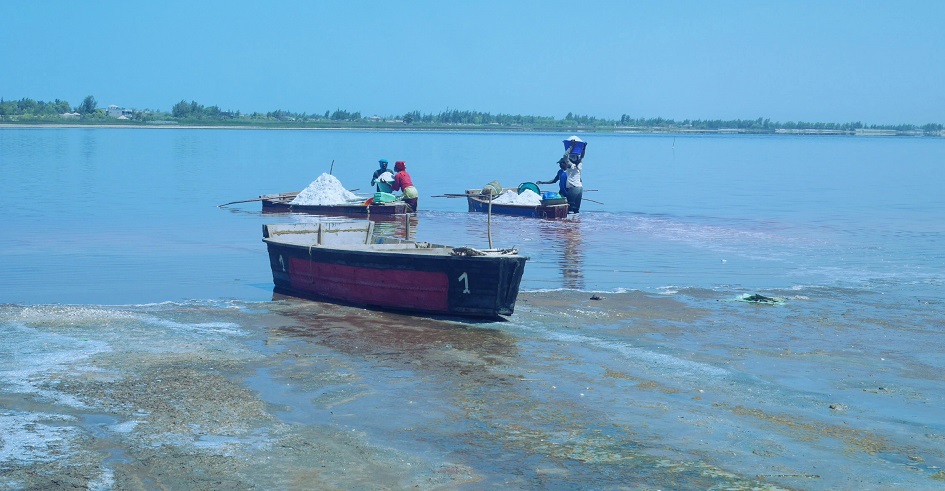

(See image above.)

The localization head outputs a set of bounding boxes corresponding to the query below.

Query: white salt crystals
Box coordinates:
[290,173,361,206]
[491,189,542,206]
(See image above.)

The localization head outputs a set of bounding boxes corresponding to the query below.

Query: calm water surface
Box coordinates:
[3,128,943,303]
[1,128,944,489]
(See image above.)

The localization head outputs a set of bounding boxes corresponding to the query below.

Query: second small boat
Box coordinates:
[465,190,569,219]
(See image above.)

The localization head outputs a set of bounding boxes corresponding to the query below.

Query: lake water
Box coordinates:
[2,127,944,489]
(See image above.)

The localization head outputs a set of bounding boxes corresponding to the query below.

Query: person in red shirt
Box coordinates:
[390,161,419,211]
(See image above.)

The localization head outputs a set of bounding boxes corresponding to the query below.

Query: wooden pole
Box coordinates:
[487,193,493,249]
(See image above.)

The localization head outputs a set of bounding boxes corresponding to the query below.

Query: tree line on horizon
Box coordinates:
[2,95,943,134]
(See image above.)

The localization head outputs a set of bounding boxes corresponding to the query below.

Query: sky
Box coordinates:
[3,0,944,125]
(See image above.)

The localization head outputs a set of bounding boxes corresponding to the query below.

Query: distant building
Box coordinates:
[854,128,897,136]
[61,112,81,119]
[106,105,133,118]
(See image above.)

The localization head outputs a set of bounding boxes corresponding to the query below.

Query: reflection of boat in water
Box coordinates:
[465,190,569,219]
[369,213,419,239]
[262,221,528,318]
[537,219,585,290]
[268,292,521,376]
[260,192,410,217]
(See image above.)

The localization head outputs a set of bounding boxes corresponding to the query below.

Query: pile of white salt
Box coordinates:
[491,189,542,206]
[290,173,361,205]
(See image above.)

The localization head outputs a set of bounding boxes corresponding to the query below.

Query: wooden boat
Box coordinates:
[260,192,410,216]
[465,190,569,219]
[262,222,528,318]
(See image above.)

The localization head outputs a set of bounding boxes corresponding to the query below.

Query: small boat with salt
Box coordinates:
[260,191,410,216]
[464,183,569,219]
[262,221,528,318]
[258,173,411,216]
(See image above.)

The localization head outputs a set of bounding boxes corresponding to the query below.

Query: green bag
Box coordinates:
[373,192,397,203]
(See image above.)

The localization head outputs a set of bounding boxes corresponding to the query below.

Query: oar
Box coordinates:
[219,186,362,208]
[217,192,299,207]
[584,198,605,205]
[218,195,290,207]
[430,193,473,198]
[217,197,267,207]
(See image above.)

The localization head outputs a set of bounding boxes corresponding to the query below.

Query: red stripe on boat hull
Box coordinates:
[289,258,450,312]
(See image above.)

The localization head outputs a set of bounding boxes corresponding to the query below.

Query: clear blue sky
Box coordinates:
[3,0,943,124]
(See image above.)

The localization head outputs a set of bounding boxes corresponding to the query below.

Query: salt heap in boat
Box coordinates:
[290,173,361,206]
[492,189,542,206]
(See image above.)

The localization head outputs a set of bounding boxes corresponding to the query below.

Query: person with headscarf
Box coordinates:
[389,160,419,211]
[370,159,394,192]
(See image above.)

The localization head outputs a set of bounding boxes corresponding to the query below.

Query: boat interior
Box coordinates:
[263,222,451,253]
[263,222,519,257]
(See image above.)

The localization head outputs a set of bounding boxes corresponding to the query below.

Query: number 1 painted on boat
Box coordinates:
[458,272,470,293]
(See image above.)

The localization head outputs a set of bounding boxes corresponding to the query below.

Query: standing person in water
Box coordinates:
[562,154,583,213]
[389,160,419,211]
[370,159,393,192]
[544,136,585,213]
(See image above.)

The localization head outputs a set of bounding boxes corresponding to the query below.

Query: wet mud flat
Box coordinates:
[2,302,481,490]
[2,289,945,490]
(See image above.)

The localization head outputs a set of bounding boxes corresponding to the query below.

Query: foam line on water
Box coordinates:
[134,315,247,337]
[512,322,729,380]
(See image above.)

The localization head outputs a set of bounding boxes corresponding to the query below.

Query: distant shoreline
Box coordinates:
[1,122,941,137]
[0,123,369,131]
